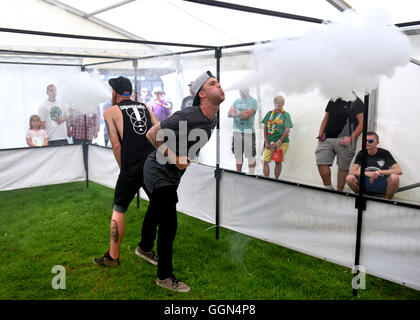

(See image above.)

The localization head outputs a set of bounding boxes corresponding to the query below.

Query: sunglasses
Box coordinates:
[366,139,375,143]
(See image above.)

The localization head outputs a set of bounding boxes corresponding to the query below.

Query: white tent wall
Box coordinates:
[0,65,79,149]
[0,145,85,191]
[88,145,119,189]
[216,69,332,187]
[375,62,420,203]
[0,64,114,149]
[360,200,420,290]
[219,171,358,268]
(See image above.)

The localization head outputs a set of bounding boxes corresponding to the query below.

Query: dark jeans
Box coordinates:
[139,185,179,280]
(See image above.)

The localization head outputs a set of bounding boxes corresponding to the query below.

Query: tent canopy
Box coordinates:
[0,0,419,64]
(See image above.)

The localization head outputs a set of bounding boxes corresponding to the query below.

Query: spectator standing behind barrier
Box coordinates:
[26,114,48,147]
[93,76,158,268]
[148,86,172,121]
[38,84,71,146]
[70,108,99,144]
[261,96,293,179]
[139,87,151,105]
[181,81,194,110]
[315,95,364,191]
[346,131,402,199]
[227,88,258,174]
[138,71,225,293]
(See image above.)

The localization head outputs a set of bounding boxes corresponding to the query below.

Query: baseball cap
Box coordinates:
[108,76,132,96]
[153,86,163,93]
[192,71,215,106]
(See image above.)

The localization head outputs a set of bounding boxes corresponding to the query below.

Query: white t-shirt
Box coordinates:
[26,129,48,146]
[38,99,69,141]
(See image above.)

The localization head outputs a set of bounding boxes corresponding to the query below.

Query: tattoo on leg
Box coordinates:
[111,219,119,243]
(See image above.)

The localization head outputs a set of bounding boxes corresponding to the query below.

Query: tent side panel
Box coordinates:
[88,145,119,189]
[220,171,358,268]
[177,163,216,224]
[360,200,420,290]
[0,145,85,191]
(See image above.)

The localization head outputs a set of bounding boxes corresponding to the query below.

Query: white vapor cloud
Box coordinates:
[58,69,110,113]
[229,9,411,101]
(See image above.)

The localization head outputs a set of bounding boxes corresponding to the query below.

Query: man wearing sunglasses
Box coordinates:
[346,131,403,199]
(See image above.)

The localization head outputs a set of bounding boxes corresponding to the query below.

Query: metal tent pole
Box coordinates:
[215,47,222,240]
[80,65,89,189]
[352,94,370,296]
[133,58,141,209]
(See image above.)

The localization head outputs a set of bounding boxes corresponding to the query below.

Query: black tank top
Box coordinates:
[118,100,154,169]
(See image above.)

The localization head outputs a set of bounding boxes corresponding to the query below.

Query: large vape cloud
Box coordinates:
[230,9,411,101]
[58,69,110,113]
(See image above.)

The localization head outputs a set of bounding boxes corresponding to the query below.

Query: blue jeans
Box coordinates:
[357,175,387,196]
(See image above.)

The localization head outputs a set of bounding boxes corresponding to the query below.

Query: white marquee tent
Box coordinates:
[1,0,420,292]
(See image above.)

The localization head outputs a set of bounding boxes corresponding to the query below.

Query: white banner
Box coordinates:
[88,145,119,189]
[220,171,357,268]
[177,163,216,225]
[0,145,85,191]
[361,200,420,290]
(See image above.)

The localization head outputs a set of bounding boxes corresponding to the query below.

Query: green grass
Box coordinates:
[0,181,419,300]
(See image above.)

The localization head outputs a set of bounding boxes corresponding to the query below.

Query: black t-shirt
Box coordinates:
[143,105,217,192]
[324,97,364,139]
[181,96,194,110]
[354,148,397,171]
[119,100,154,169]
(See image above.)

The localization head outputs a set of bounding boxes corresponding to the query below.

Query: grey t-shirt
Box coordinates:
[144,105,217,192]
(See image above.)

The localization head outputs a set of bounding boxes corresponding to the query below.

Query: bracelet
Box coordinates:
[316,134,326,142]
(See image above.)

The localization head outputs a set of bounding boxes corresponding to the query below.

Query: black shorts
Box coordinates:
[113,161,149,213]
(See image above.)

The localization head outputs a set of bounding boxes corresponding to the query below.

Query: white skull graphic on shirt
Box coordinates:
[122,105,148,135]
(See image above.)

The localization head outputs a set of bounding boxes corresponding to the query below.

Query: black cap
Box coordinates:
[108,76,132,96]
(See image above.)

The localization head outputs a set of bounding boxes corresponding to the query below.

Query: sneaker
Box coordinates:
[135,246,158,266]
[92,252,120,268]
[156,275,190,293]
